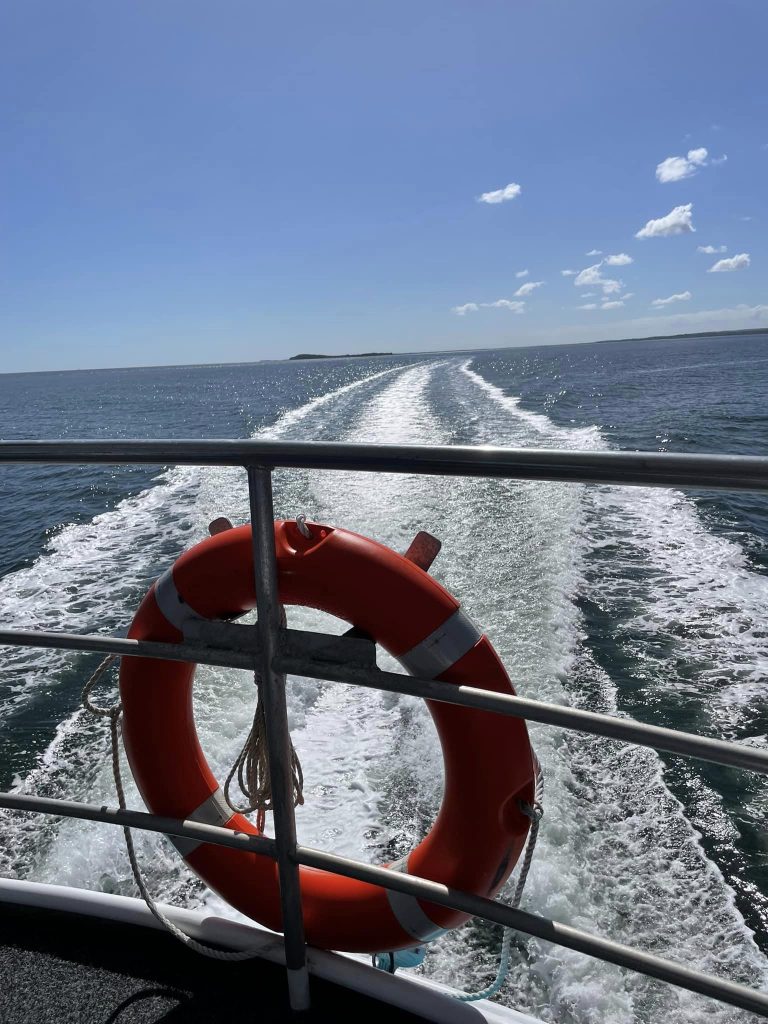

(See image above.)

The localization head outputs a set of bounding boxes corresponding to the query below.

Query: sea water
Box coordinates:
[0,333,766,1022]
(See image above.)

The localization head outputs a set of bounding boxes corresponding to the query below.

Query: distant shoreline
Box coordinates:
[289,352,393,360]
[592,326,767,345]
[2,328,765,376]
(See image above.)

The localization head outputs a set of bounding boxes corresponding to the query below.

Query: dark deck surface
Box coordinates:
[0,903,432,1023]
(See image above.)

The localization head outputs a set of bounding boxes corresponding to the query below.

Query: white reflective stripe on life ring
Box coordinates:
[154,568,209,633]
[385,859,447,943]
[169,787,233,858]
[396,607,482,680]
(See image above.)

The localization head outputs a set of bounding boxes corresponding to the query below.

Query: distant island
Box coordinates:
[594,327,767,345]
[289,352,393,360]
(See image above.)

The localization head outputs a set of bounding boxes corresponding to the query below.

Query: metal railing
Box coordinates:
[0,439,767,1017]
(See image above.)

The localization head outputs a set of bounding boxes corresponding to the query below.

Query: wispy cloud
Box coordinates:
[697,244,727,254]
[514,280,544,298]
[711,154,728,166]
[604,253,633,266]
[486,299,526,312]
[586,249,602,256]
[655,147,709,183]
[451,299,525,314]
[651,291,692,307]
[477,182,522,204]
[636,203,695,238]
[581,292,596,298]
[561,269,577,277]
[515,269,529,278]
[601,300,624,309]
[578,303,597,310]
[708,253,750,273]
[574,262,623,295]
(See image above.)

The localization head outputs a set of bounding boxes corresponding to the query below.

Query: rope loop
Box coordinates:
[80,652,267,961]
[454,763,544,1003]
[222,603,304,830]
[81,654,121,718]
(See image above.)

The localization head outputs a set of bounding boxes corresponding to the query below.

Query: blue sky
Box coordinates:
[2,1,766,371]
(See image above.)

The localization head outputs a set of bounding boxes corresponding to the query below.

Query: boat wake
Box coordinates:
[0,358,766,1023]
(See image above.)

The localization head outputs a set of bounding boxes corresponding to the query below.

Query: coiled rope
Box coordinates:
[454,762,544,1002]
[222,606,304,833]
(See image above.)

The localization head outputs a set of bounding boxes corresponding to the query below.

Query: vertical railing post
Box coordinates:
[246,464,310,1012]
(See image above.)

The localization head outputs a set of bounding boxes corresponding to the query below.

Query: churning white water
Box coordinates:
[1,360,766,1023]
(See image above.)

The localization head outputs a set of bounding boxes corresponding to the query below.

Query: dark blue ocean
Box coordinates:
[0,332,766,1022]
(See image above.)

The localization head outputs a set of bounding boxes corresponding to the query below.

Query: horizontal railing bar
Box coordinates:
[2,789,764,1016]
[0,792,275,857]
[1,440,767,491]
[0,627,765,777]
[297,846,768,1018]
[277,655,768,776]
[0,628,254,670]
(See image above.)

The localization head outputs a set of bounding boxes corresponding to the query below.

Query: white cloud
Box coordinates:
[586,249,602,256]
[620,293,635,300]
[453,298,526,314]
[711,154,728,165]
[574,262,623,296]
[561,269,577,277]
[477,182,522,204]
[578,303,597,310]
[486,299,526,312]
[708,253,750,273]
[515,269,529,278]
[651,291,692,307]
[636,203,695,238]
[601,300,624,309]
[697,244,727,254]
[581,292,596,298]
[604,253,633,266]
[601,279,623,295]
[514,280,544,298]
[655,147,708,183]
[573,263,604,287]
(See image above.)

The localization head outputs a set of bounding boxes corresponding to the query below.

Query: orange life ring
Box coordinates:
[120,520,535,953]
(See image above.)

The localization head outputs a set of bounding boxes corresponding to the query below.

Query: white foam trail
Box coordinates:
[412,361,768,1021]
[3,357,767,1023]
[0,363,413,885]
[261,364,401,438]
[460,360,603,449]
[464,355,768,727]
[584,484,768,729]
[0,467,201,722]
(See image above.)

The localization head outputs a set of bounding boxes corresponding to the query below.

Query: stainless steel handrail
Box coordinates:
[0,439,767,1018]
[1,787,767,1016]
[0,627,765,776]
[1,438,768,491]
